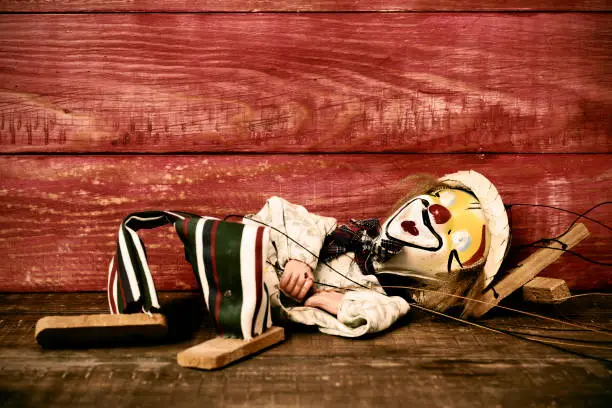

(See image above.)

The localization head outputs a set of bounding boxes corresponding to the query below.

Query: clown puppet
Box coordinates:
[108,170,511,338]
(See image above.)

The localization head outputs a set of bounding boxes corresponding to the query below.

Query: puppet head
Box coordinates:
[375,171,510,310]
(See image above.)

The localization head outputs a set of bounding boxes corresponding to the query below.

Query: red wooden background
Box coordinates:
[0,3,610,292]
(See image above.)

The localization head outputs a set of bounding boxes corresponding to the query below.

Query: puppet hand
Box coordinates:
[280,260,314,302]
[304,291,345,316]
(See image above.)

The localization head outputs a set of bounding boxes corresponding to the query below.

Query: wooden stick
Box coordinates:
[177,326,285,370]
[464,223,590,318]
[522,277,571,304]
[35,314,167,348]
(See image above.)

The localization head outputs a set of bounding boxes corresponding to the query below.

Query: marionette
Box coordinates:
[37,169,606,367]
[105,170,511,339]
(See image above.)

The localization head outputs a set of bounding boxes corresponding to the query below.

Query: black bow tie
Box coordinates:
[319,218,404,274]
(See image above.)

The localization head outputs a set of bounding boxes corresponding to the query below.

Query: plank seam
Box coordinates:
[0,10,611,15]
[0,152,609,157]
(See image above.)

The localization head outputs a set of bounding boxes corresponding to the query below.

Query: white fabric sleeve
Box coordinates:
[331,290,410,337]
[283,290,410,338]
[250,196,337,271]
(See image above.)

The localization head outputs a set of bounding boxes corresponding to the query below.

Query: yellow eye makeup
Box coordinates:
[428,188,490,270]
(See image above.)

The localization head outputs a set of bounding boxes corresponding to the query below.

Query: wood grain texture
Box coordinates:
[0,14,610,153]
[0,1,610,12]
[0,154,610,292]
[1,293,611,408]
[523,277,571,304]
[177,326,285,370]
[35,314,168,348]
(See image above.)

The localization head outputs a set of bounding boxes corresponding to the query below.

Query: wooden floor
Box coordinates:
[1,293,610,407]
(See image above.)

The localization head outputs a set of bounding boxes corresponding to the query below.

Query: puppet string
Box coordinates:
[508,201,612,266]
[226,214,371,291]
[408,303,612,352]
[317,277,612,339]
[323,276,612,353]
[507,201,611,232]
[377,284,612,337]
[243,213,611,338]
[525,245,612,266]
[233,200,612,271]
[317,276,612,352]
[495,329,612,344]
[553,201,611,235]
[267,257,612,340]
[229,210,611,342]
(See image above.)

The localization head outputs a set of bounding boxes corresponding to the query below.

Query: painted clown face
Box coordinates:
[377,188,491,280]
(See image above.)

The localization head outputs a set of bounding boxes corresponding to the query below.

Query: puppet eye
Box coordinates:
[438,190,456,208]
[451,230,471,252]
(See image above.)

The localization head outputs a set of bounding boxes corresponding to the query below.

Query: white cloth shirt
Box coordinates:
[246,196,410,338]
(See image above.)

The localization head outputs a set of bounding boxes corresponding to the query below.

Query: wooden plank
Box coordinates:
[0,14,610,153]
[35,313,168,348]
[523,276,571,304]
[2,352,611,408]
[1,293,611,408]
[0,1,610,12]
[177,326,285,370]
[464,223,590,318]
[0,292,210,348]
[0,154,610,292]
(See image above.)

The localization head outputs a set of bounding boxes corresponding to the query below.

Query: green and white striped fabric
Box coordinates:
[107,211,272,340]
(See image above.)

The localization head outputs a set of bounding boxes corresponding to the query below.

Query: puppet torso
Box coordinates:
[249,196,410,338]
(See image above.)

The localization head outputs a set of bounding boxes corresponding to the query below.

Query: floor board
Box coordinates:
[0,292,610,407]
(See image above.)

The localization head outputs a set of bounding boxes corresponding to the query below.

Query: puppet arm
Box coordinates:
[335,290,410,334]
[284,289,410,337]
[304,290,344,315]
[305,289,409,330]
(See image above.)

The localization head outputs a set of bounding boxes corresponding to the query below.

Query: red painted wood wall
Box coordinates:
[0,2,610,292]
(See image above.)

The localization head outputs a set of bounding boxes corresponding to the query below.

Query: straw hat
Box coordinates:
[439,170,510,287]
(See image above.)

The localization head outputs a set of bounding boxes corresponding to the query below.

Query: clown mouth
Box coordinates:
[463,225,487,267]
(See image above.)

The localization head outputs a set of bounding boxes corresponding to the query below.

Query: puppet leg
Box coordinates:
[108,211,273,340]
[37,211,284,360]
